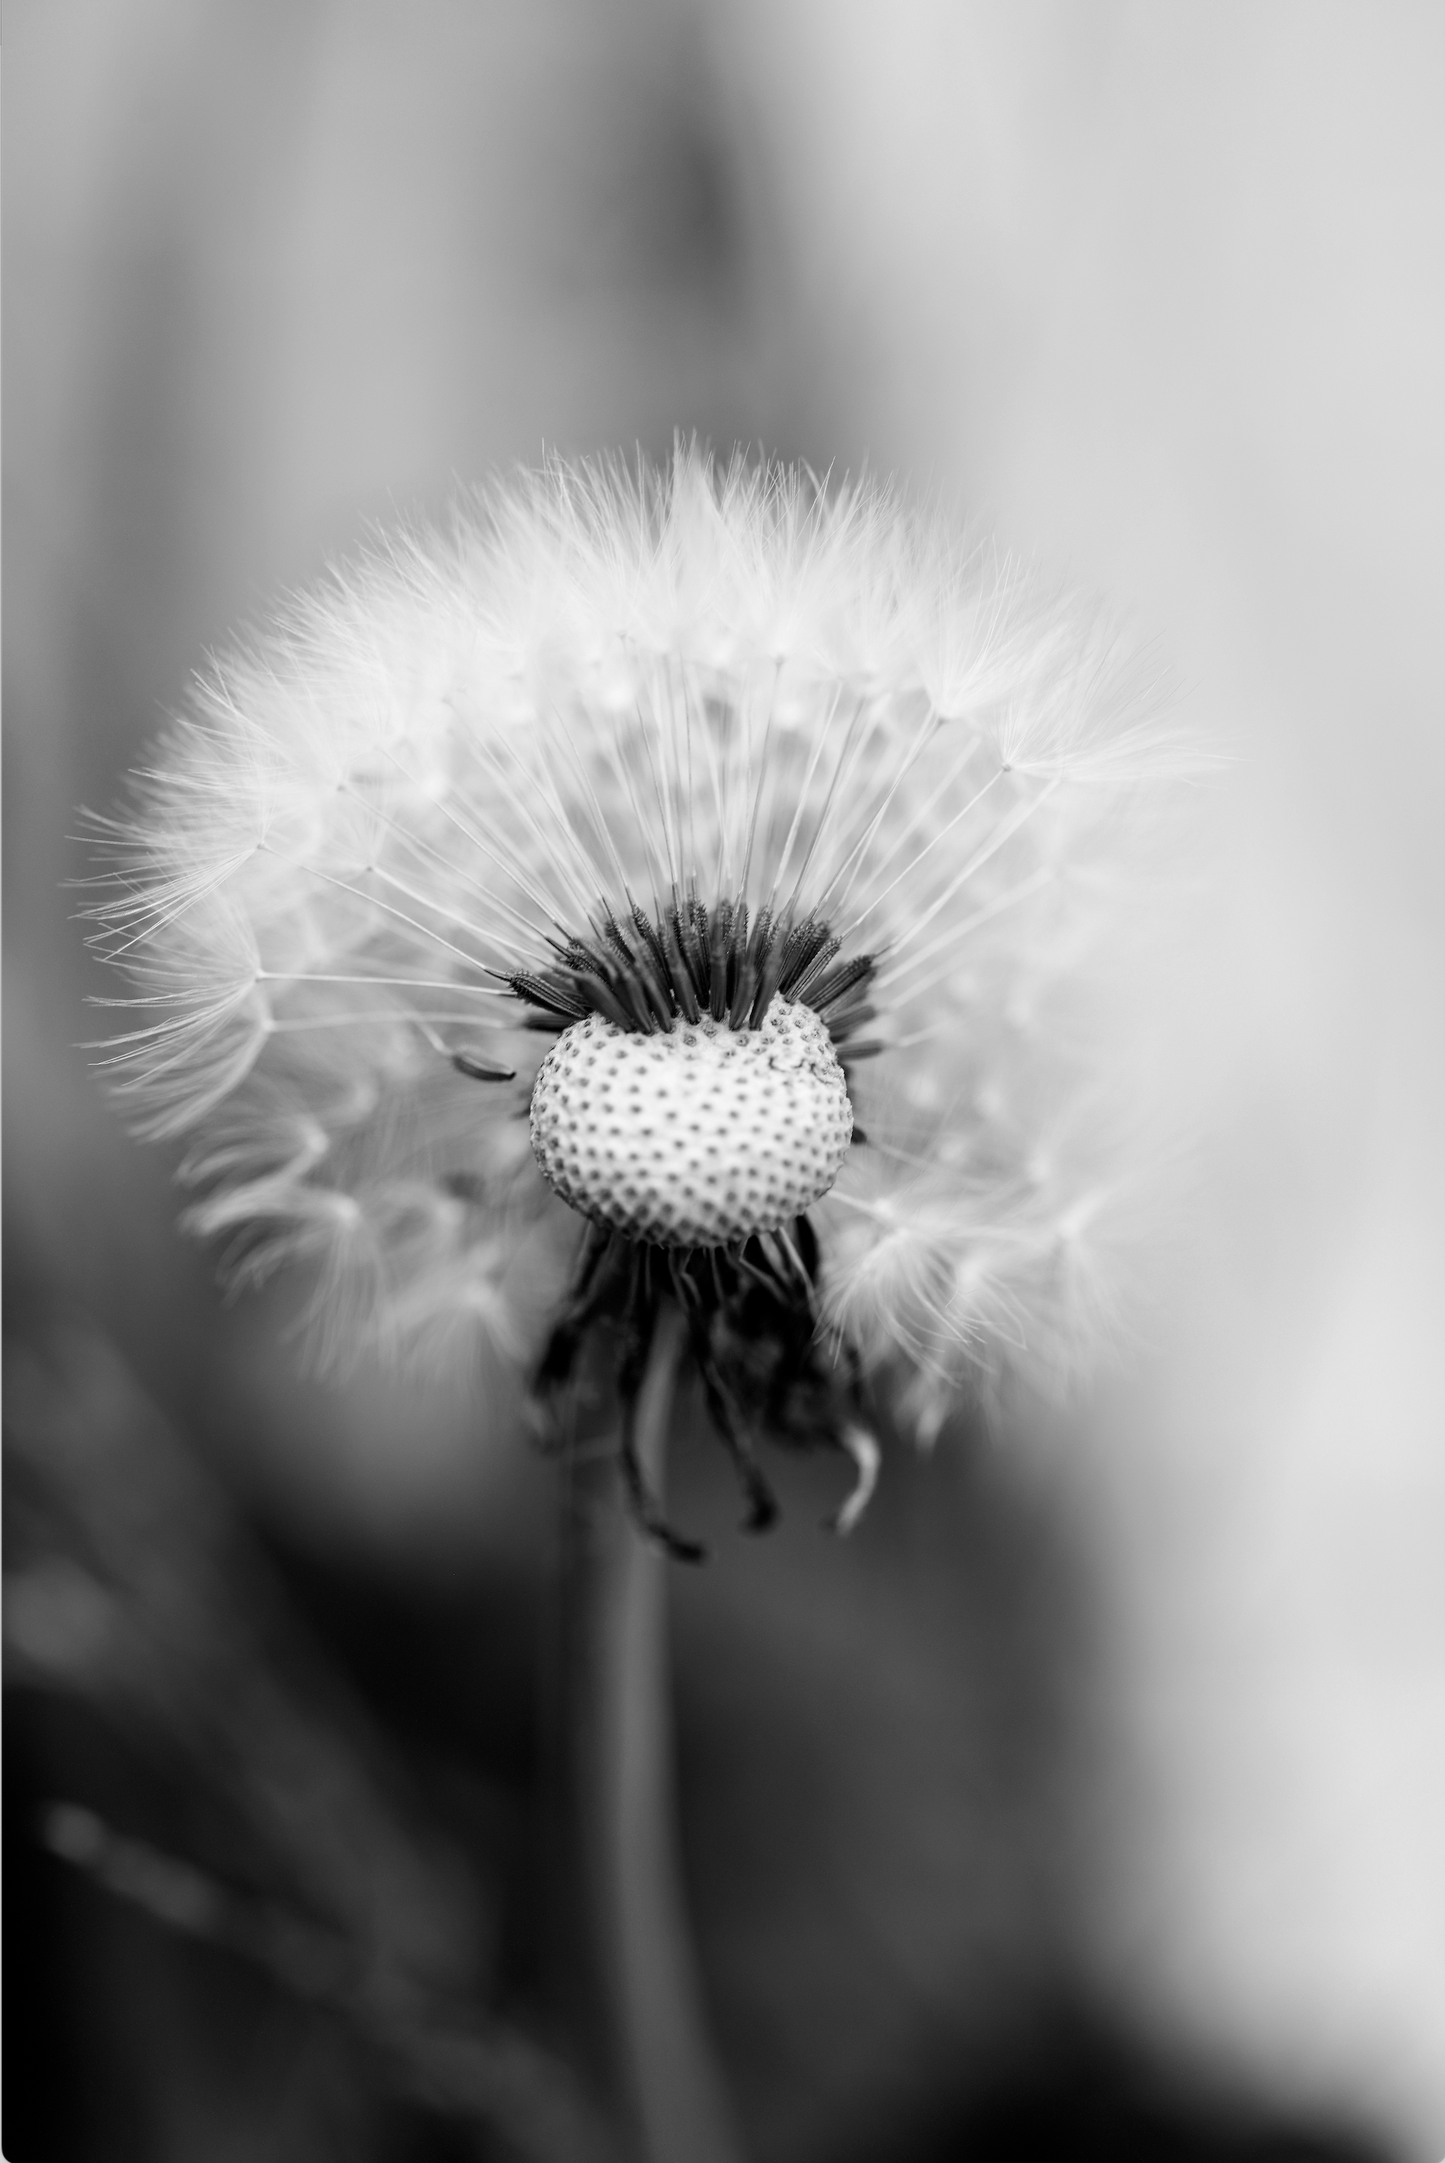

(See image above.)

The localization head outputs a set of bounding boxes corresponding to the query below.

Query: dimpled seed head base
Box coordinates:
[529,996,853,1248]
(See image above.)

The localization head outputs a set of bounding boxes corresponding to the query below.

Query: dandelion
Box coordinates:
[87,443,1187,2161]
[88,444,1180,1532]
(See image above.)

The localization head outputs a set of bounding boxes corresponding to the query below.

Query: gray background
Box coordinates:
[6,4,1443,2155]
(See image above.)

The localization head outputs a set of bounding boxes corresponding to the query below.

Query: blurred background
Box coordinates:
[5,3,1442,2158]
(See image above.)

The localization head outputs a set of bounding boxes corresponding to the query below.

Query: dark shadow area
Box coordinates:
[1,1301,602,2162]
[857,2014,1398,2163]
[3,1305,1402,2163]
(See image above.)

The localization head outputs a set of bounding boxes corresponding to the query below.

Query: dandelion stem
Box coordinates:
[558,1299,746,2163]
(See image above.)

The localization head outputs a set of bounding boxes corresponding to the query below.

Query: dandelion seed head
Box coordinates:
[88,443,1192,1460]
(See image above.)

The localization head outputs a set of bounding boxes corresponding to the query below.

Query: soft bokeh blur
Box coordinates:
[6,4,1442,2159]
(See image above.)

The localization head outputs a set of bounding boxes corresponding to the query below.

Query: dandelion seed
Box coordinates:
[87,444,1189,1532]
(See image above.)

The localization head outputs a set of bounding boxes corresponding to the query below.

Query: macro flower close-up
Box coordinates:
[8,10,1439,2162]
[89,448,1175,1512]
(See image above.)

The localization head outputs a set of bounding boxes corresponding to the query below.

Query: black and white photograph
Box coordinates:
[4,6,1442,2159]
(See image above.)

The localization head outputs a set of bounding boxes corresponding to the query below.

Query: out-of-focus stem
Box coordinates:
[559,1300,746,2163]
